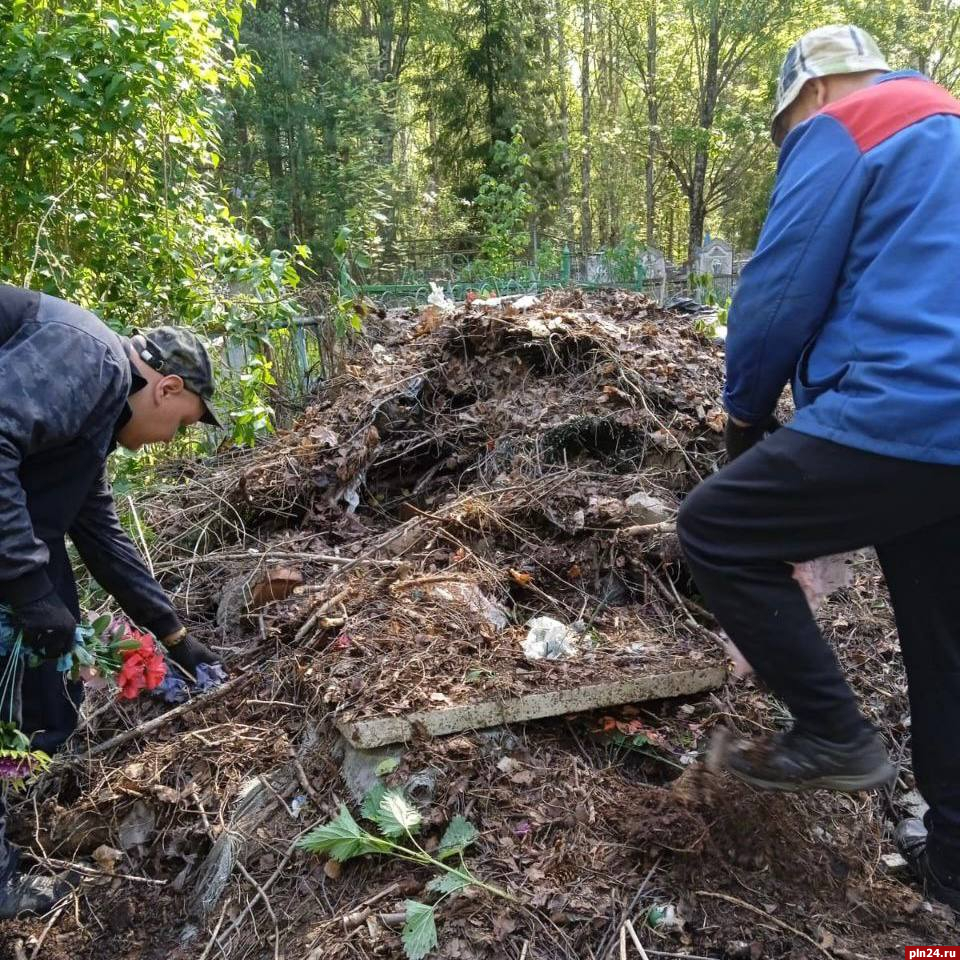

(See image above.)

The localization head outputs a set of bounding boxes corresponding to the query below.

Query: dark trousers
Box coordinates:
[678,428,960,874]
[0,542,83,882]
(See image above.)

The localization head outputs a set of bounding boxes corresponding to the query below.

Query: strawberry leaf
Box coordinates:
[437,816,478,859]
[376,790,422,839]
[426,872,469,895]
[361,784,388,822]
[402,900,437,960]
[296,805,383,862]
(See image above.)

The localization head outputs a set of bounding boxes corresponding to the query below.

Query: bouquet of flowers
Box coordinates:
[0,609,168,788]
[0,644,50,788]
[57,615,167,700]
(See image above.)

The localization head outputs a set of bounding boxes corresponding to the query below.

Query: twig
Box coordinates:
[220,817,325,943]
[624,919,650,960]
[127,495,155,577]
[337,881,405,931]
[235,860,280,960]
[696,890,834,959]
[620,924,627,960]
[153,550,401,574]
[28,856,165,886]
[79,673,250,759]
[293,757,321,803]
[642,952,719,960]
[197,902,229,960]
[29,900,70,959]
[374,911,407,927]
[598,859,659,960]
[295,586,352,642]
[620,520,676,537]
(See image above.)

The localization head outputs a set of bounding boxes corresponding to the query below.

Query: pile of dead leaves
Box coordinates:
[3,290,951,960]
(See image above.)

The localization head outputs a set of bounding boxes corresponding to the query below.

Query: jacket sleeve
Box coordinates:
[723,115,867,424]
[0,322,121,606]
[69,467,182,639]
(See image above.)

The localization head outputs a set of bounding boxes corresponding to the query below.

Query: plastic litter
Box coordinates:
[522,616,580,660]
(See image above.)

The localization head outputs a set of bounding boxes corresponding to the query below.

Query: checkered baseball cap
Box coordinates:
[773,25,890,144]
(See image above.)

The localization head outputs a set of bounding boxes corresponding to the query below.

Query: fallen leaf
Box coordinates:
[509,568,533,587]
[92,845,123,875]
[510,770,535,786]
[309,426,339,447]
[492,915,517,941]
[249,566,304,608]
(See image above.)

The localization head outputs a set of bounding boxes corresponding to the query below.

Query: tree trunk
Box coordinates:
[605,15,619,244]
[480,0,498,149]
[580,0,592,255]
[687,1,720,264]
[556,0,572,238]
[916,0,933,74]
[235,115,253,178]
[645,0,657,248]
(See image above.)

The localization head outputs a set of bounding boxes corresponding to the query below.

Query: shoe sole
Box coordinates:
[726,763,896,794]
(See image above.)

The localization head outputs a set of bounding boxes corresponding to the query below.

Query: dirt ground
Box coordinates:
[1,291,954,960]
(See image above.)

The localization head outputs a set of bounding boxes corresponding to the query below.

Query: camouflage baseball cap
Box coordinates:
[773,25,890,145]
[131,326,222,428]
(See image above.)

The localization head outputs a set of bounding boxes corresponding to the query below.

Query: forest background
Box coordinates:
[2,0,960,448]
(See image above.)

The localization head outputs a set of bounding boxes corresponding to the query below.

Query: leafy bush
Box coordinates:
[0,0,308,447]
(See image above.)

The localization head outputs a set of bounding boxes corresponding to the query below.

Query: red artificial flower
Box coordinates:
[143,651,166,690]
[119,630,166,696]
[117,656,147,700]
[120,630,156,660]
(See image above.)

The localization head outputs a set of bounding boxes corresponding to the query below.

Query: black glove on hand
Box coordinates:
[164,631,221,675]
[14,592,76,658]
[724,414,781,462]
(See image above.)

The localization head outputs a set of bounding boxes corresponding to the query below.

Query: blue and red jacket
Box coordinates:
[724,71,960,464]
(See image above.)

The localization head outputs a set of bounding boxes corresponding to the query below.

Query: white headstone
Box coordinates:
[695,238,733,276]
[585,253,612,283]
[640,247,666,280]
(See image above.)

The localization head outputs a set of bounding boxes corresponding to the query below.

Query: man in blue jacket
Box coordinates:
[677,26,960,909]
[0,285,223,916]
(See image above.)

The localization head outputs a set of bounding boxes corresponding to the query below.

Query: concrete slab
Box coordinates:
[336,665,726,749]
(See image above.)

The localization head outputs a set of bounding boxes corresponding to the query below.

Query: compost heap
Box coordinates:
[2,290,951,960]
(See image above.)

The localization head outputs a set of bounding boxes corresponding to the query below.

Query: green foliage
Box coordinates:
[298,788,513,960]
[475,129,534,273]
[603,226,647,283]
[297,805,389,862]
[438,816,480,860]
[402,900,439,960]
[425,873,471,894]
[376,790,424,838]
[360,783,389,822]
[0,0,308,448]
[229,354,276,448]
[220,0,391,271]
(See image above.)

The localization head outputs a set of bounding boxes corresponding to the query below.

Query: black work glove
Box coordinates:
[162,630,221,676]
[724,414,781,462]
[14,592,77,659]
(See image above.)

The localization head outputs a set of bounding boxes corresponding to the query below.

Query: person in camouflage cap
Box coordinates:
[677,25,960,911]
[0,285,225,917]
